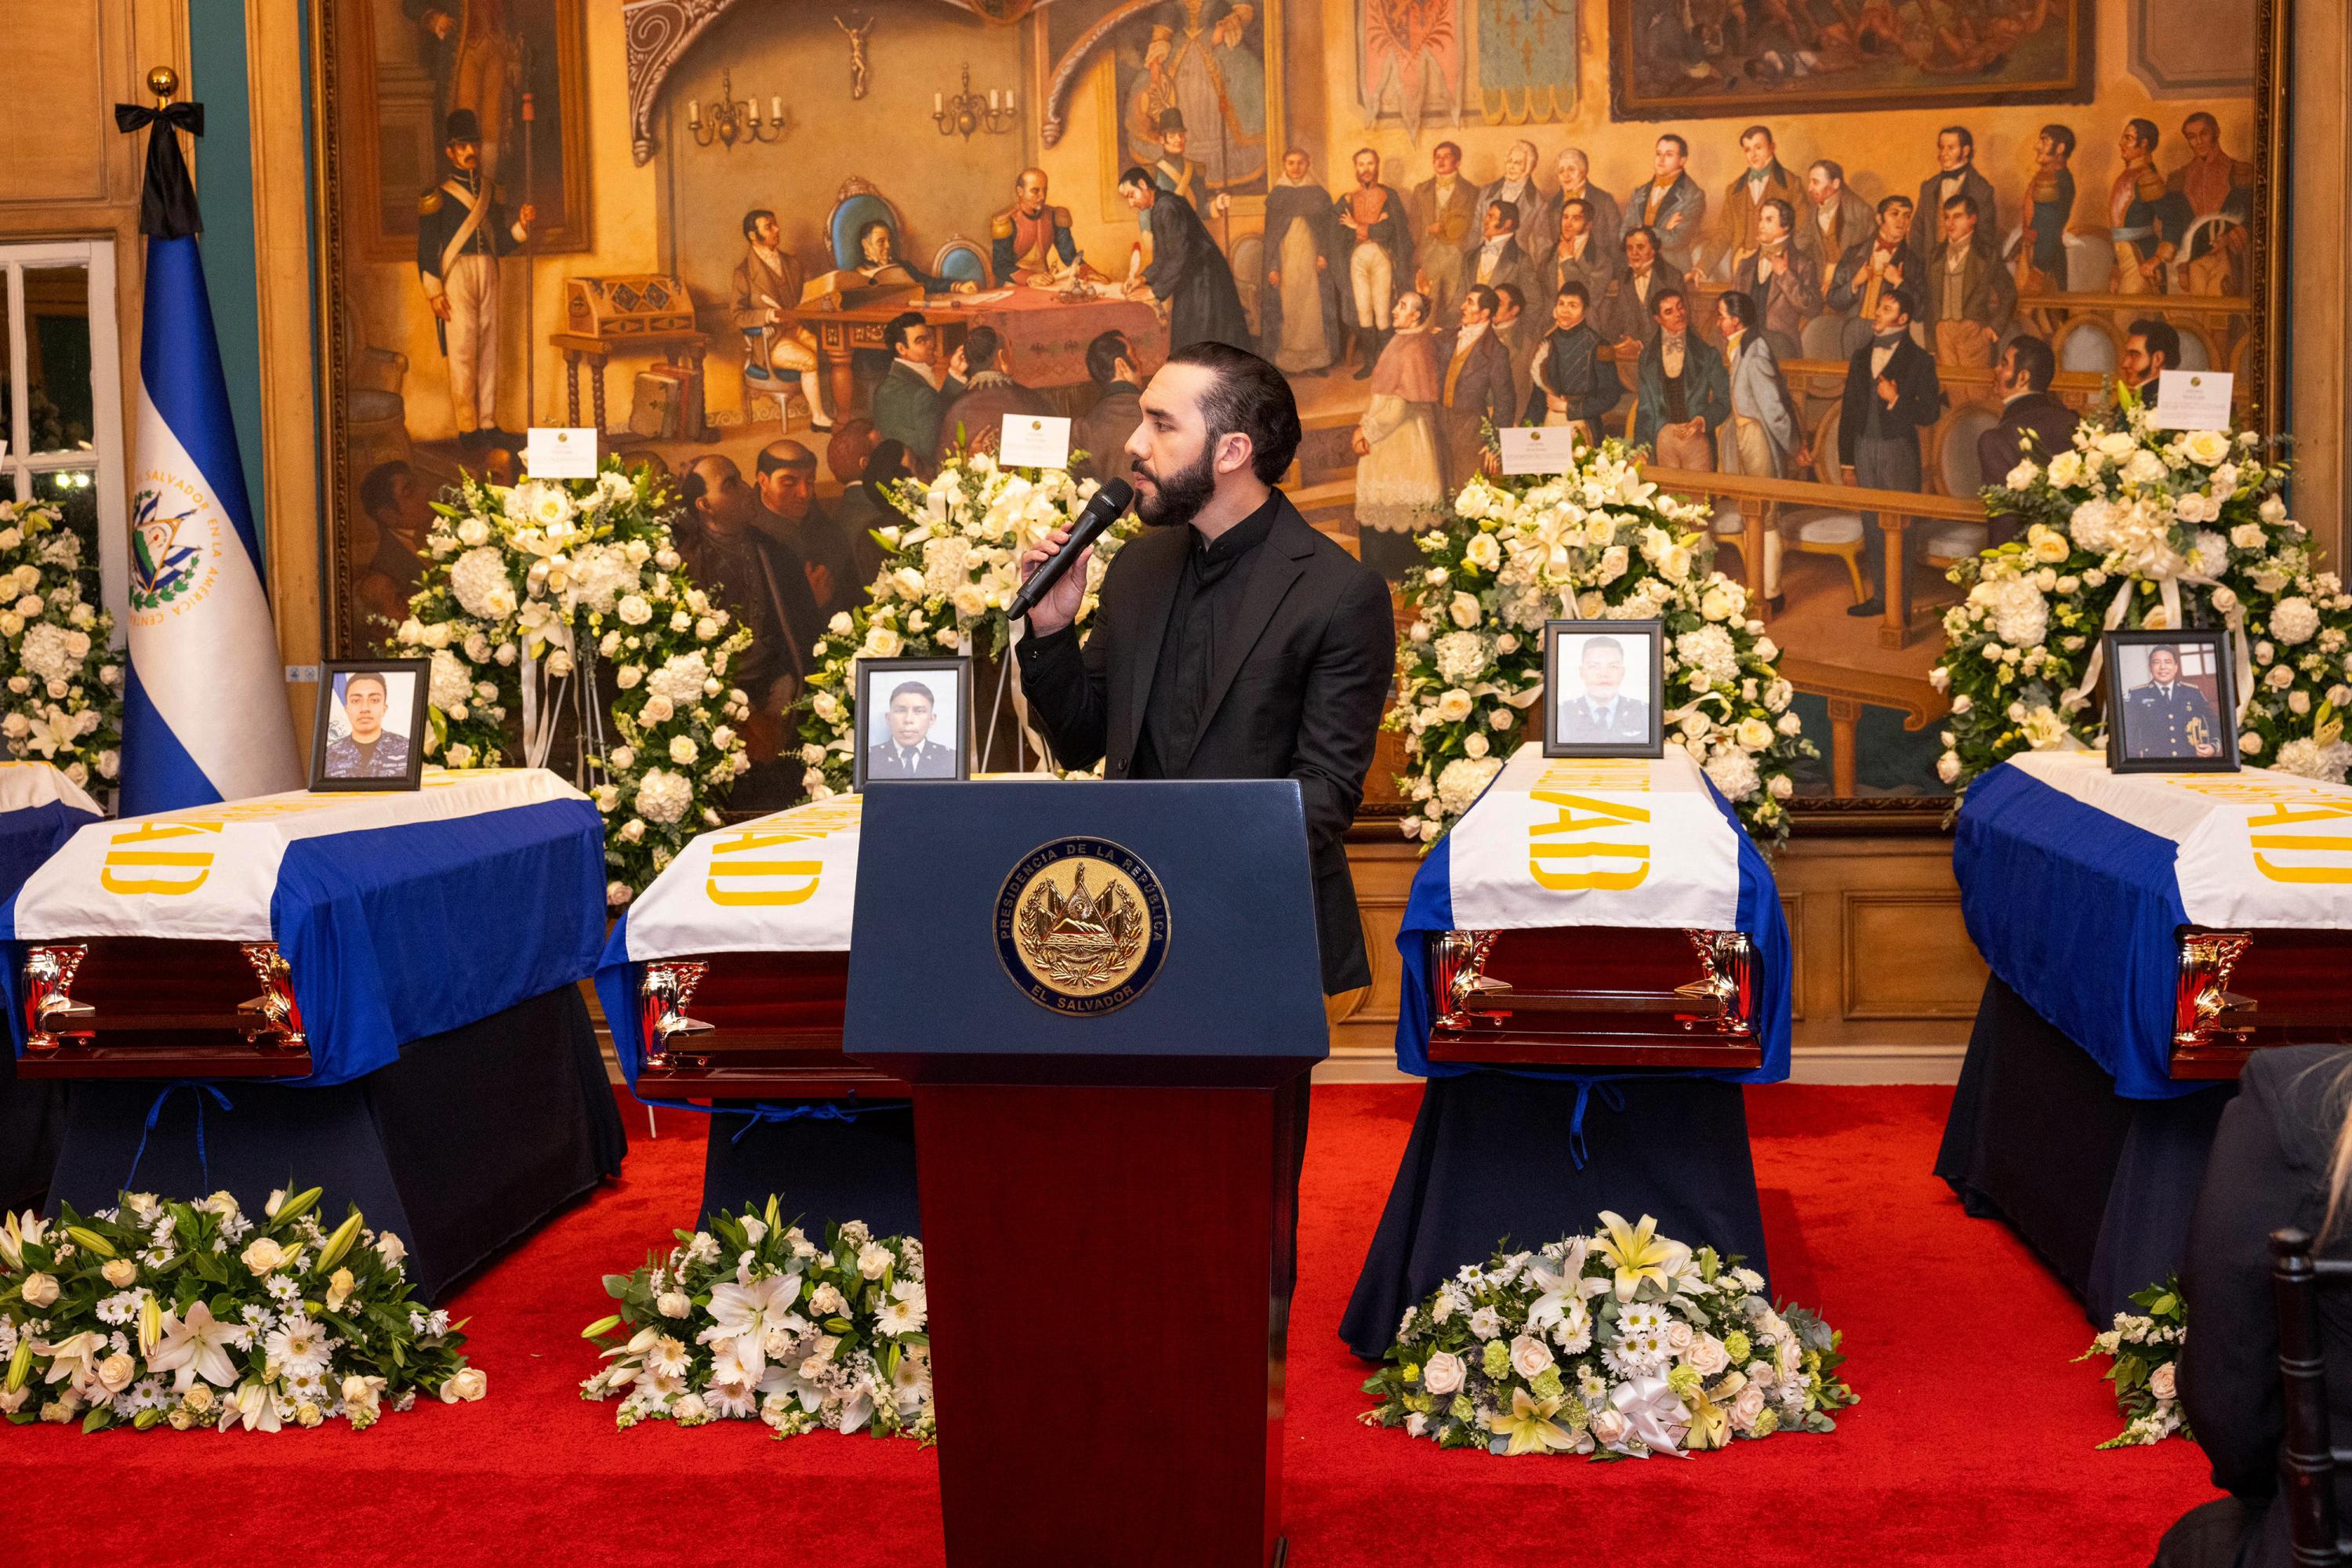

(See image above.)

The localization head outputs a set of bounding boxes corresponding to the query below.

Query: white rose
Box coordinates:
[617,595,652,626]
[1435,688,1474,723]
[1421,1351,1466,1396]
[641,694,675,724]
[669,735,698,765]
[857,1242,893,1279]
[96,1352,137,1395]
[1464,532,1501,572]
[2150,1362,2178,1401]
[101,1258,136,1287]
[456,516,491,547]
[657,1290,691,1319]
[1462,731,1490,760]
[439,1367,488,1403]
[1938,752,1962,785]
[241,1237,287,1275]
[2183,430,2234,467]
[1736,717,1773,750]
[1509,1334,1555,1379]
[1685,1334,1731,1377]
[2096,430,2136,458]
[20,1271,58,1307]
[2260,494,2289,524]
[1448,592,1483,629]
[864,626,905,659]
[1590,1408,1630,1446]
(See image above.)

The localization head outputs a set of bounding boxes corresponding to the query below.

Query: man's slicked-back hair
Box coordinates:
[1163,340,1302,485]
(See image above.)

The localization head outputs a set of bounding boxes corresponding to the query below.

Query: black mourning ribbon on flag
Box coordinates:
[114,100,206,241]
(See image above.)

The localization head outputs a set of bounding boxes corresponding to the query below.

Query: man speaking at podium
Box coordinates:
[1015,340,1396,1297]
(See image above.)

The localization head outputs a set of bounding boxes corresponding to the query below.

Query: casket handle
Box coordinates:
[22,944,92,1054]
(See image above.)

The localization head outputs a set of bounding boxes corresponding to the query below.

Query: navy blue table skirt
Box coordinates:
[45,983,626,1302]
[1340,1071,1769,1360]
[698,1102,921,1240]
[0,1042,64,1213]
[1935,975,2235,1325]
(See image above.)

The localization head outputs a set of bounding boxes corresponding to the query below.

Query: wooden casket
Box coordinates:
[1426,925,1763,1072]
[632,950,906,1102]
[2169,927,2352,1079]
[16,938,311,1080]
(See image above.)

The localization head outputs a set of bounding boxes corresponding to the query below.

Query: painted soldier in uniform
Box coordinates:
[417,109,533,449]
[2122,644,2223,760]
[323,671,412,781]
[993,167,1088,286]
[1151,109,1222,223]
[2111,118,2194,296]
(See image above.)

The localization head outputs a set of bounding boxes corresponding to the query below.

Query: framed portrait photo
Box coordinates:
[1543,620,1665,759]
[310,659,430,792]
[2103,630,2240,775]
[852,658,974,789]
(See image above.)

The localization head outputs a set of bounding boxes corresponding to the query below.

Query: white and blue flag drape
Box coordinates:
[118,98,302,815]
[1,770,604,1086]
[1393,744,1791,1083]
[0,761,102,906]
[1956,753,2352,1098]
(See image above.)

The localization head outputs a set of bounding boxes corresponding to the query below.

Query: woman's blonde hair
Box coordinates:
[2318,1058,2352,1241]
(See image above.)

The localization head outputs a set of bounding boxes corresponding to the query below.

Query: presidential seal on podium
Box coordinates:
[995,837,1171,1014]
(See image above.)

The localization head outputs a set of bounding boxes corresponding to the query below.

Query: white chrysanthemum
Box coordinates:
[1675,626,1740,689]
[449,547,518,621]
[1436,755,1504,815]
[633,768,692,825]
[1432,630,1490,685]
[2271,597,2321,646]
[2274,736,2352,782]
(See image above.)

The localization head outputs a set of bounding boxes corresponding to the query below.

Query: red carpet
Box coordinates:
[8,1085,2216,1566]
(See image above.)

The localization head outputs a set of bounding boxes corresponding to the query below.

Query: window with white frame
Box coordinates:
[0,240,129,637]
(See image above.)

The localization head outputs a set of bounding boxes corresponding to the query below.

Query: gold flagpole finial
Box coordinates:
[146,65,179,103]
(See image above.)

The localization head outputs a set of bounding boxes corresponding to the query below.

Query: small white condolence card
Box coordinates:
[998,414,1073,470]
[2149,371,2234,432]
[1498,426,1577,476]
[525,426,600,478]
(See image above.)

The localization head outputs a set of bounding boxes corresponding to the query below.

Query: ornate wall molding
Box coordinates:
[624,0,1052,165]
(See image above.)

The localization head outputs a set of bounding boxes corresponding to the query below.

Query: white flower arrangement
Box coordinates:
[581,1198,931,1442]
[795,454,1138,797]
[0,1187,474,1433]
[1360,1213,1855,1457]
[1936,397,2339,789]
[0,499,121,792]
[389,463,753,901]
[1392,444,1813,850]
[2076,1277,2189,1448]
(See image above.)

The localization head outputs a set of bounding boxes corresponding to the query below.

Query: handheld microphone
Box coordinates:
[1009,477,1134,622]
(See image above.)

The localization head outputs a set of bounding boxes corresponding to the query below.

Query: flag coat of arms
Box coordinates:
[117,95,303,814]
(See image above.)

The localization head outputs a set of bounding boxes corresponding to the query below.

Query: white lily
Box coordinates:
[696,1272,804,1381]
[34,1330,103,1393]
[0,1210,48,1271]
[220,1380,281,1433]
[148,1300,241,1392]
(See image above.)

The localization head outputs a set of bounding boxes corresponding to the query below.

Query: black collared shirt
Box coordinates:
[1133,493,1279,779]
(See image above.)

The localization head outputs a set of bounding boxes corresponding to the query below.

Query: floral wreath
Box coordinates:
[1934,396,2351,790]
[1392,444,1813,850]
[0,499,122,793]
[389,463,753,903]
[795,453,1135,797]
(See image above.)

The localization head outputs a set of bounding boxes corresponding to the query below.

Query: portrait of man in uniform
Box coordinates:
[2107,634,2236,772]
[312,662,428,790]
[855,660,972,786]
[1544,623,1664,757]
[416,109,534,450]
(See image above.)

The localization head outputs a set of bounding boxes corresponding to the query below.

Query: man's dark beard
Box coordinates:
[1132,445,1218,528]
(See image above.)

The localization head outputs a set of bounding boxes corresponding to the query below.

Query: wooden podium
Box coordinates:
[844,780,1328,1568]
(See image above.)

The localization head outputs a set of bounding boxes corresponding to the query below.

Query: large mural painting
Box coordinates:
[312,0,2284,812]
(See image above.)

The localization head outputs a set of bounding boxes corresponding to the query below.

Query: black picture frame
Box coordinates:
[2103,629,2241,774]
[1542,620,1666,759]
[852,657,975,789]
[310,659,431,792]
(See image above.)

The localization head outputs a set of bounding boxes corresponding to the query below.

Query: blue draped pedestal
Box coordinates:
[45,983,625,1301]
[1338,1071,1769,1359]
[1934,975,2234,1325]
[0,797,100,1209]
[696,1102,921,1239]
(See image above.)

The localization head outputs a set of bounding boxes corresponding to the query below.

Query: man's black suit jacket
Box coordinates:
[1977,390,2080,544]
[1014,492,1396,994]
